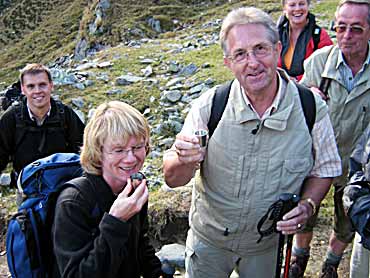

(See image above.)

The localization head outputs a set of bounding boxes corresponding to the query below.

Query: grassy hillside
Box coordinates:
[0,0,337,86]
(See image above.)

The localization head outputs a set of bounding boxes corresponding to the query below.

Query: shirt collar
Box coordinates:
[27,104,51,125]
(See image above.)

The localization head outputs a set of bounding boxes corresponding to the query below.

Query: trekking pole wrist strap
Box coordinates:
[300,198,317,216]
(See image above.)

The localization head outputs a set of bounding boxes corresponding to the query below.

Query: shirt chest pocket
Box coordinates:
[264,158,311,200]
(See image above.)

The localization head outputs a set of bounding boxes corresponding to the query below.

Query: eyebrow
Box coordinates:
[336,20,365,26]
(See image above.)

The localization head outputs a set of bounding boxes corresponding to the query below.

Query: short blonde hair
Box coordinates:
[19,63,52,84]
[220,7,279,55]
[80,101,150,175]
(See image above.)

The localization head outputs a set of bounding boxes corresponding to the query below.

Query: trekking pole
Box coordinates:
[277,194,300,278]
[283,234,294,278]
[275,231,286,278]
[256,193,300,278]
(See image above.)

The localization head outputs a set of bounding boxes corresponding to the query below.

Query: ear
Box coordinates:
[275,41,282,57]
[20,84,25,95]
[224,56,232,70]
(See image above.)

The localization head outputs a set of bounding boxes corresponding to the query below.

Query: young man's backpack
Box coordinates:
[6,153,83,278]
[208,81,316,138]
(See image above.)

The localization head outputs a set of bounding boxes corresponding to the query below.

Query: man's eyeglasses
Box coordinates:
[227,43,273,64]
[105,144,146,158]
[333,24,367,35]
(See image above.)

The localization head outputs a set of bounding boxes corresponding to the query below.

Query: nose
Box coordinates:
[123,149,137,161]
[245,52,259,66]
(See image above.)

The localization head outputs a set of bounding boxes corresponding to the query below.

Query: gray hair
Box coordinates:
[220,7,279,55]
[336,0,370,25]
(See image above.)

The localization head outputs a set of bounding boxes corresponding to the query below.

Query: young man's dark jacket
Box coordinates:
[52,174,162,278]
[0,97,84,176]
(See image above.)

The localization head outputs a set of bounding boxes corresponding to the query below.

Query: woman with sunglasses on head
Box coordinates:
[52,101,167,278]
[277,0,333,81]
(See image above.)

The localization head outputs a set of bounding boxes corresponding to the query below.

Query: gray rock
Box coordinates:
[0,173,11,186]
[148,150,161,159]
[84,80,95,87]
[166,77,184,87]
[168,62,180,73]
[163,90,182,103]
[127,40,142,48]
[205,78,215,86]
[97,61,113,68]
[156,243,186,269]
[74,38,89,61]
[140,58,155,64]
[73,83,85,90]
[147,17,162,33]
[158,138,175,148]
[74,63,97,71]
[71,97,84,108]
[50,69,79,86]
[106,89,124,95]
[141,65,153,77]
[189,84,205,95]
[202,62,211,68]
[98,0,110,10]
[115,75,143,85]
[179,63,198,76]
[96,73,110,83]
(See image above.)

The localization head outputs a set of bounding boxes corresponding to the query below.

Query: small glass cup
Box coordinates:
[194,129,208,147]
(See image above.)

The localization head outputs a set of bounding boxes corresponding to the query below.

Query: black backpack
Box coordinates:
[1,81,21,111]
[207,81,316,138]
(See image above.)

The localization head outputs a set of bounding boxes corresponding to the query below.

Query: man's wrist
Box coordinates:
[300,198,317,216]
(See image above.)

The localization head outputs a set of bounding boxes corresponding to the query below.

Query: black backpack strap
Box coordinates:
[14,101,27,153]
[208,80,233,138]
[312,25,321,51]
[66,177,103,218]
[317,46,334,98]
[296,84,316,133]
[319,77,331,98]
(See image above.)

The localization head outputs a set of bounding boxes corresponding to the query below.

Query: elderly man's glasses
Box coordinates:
[105,144,146,158]
[333,24,367,35]
[227,43,273,64]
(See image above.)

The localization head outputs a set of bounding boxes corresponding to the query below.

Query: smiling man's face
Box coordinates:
[21,72,53,112]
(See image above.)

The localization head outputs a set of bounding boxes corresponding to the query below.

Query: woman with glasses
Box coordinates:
[277,0,333,81]
[52,101,164,278]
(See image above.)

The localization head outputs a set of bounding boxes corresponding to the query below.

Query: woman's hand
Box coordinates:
[109,178,148,221]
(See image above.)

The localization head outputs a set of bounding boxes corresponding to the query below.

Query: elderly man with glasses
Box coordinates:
[290,0,370,277]
[163,6,342,278]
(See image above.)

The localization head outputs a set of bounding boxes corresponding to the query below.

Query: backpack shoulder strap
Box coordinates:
[14,101,27,152]
[208,80,233,138]
[296,84,316,133]
[318,45,334,97]
[312,25,321,51]
[66,177,102,217]
[54,100,66,128]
